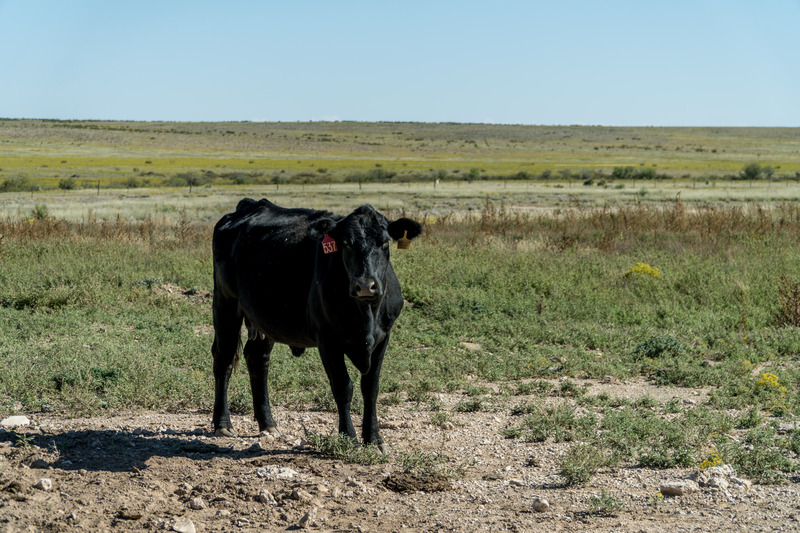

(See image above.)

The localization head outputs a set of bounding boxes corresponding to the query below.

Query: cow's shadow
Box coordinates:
[0,426,299,473]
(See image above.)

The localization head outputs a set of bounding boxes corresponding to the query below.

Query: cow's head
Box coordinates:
[308,205,422,301]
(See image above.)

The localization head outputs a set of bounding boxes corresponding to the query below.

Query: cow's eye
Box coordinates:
[342,240,350,248]
[381,241,389,250]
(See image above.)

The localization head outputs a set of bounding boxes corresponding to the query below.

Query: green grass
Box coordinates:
[0,187,799,483]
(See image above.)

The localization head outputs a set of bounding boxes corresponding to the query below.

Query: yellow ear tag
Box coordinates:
[397,230,411,250]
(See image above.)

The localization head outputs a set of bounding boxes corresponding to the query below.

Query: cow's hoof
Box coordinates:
[214,428,238,438]
[260,427,282,437]
[369,442,387,455]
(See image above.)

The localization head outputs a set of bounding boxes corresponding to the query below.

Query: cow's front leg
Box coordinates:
[360,336,388,453]
[318,345,357,440]
[244,337,282,437]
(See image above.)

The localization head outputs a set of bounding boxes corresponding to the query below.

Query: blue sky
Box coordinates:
[1,0,798,126]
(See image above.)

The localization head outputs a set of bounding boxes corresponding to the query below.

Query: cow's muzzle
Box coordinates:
[352,278,380,299]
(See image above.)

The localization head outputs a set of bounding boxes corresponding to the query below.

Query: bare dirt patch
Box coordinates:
[1,381,799,532]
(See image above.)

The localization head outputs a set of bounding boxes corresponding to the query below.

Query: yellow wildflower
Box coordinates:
[625,262,663,278]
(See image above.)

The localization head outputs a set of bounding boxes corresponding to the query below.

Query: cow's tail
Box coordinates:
[232,335,243,374]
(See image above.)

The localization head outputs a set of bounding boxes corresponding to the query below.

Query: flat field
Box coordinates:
[1,121,800,531]
[1,120,800,188]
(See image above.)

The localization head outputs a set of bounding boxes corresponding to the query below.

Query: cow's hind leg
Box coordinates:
[211,296,242,437]
[243,337,282,437]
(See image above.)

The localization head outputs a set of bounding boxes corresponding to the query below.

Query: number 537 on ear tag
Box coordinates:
[322,234,338,254]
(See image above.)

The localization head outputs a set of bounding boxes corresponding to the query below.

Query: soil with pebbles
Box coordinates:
[2,378,800,532]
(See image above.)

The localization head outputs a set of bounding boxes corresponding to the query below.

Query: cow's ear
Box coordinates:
[307,217,337,242]
[388,218,422,241]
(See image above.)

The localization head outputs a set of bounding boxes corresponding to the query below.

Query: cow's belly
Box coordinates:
[240,297,317,348]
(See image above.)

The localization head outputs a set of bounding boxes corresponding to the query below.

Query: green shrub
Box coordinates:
[632,335,686,359]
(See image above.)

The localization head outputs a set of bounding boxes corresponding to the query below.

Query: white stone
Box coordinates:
[706,477,729,491]
[660,480,699,496]
[532,498,550,512]
[256,465,299,480]
[172,518,196,533]
[1,415,30,427]
[34,478,53,491]
[188,497,206,510]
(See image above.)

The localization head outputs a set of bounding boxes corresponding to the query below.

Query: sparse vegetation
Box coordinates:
[305,431,388,465]
[1,121,799,495]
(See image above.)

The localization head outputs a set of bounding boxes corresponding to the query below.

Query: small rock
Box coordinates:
[532,498,550,512]
[256,466,299,480]
[246,442,264,453]
[331,487,343,498]
[34,478,53,491]
[117,509,143,520]
[730,476,752,492]
[175,483,193,496]
[660,480,699,496]
[299,507,319,528]
[30,459,50,469]
[256,489,277,505]
[1,415,30,427]
[188,497,206,510]
[704,464,736,478]
[216,509,231,517]
[441,421,455,431]
[508,479,526,487]
[706,477,729,491]
[172,518,196,533]
[290,488,314,503]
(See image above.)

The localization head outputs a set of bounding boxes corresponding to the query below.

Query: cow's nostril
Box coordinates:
[354,279,378,297]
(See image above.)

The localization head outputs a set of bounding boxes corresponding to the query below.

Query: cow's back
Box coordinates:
[212,199,335,346]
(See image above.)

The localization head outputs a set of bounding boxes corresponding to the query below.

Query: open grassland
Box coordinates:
[1,188,800,485]
[2,120,800,189]
[3,179,800,225]
[2,120,800,488]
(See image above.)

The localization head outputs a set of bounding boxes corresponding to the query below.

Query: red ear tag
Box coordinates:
[322,233,338,254]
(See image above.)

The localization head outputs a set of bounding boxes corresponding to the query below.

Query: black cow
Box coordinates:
[211,198,421,451]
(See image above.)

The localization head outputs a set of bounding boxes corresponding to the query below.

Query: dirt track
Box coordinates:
[2,381,799,532]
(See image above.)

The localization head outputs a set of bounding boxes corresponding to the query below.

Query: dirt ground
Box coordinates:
[2,378,799,533]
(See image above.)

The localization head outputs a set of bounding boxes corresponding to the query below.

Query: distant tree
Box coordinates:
[740,162,763,181]
[0,175,32,192]
[612,166,636,180]
[58,177,77,190]
[635,168,657,180]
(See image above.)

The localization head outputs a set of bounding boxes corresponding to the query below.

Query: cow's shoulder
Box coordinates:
[216,199,340,252]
